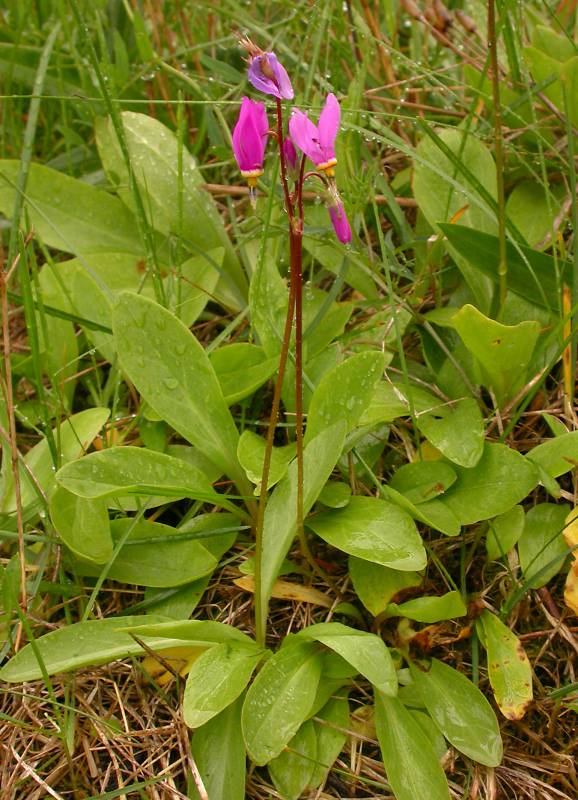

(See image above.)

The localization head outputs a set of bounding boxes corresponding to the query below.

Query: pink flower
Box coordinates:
[328,202,351,244]
[289,93,340,174]
[232,97,269,183]
[247,51,293,100]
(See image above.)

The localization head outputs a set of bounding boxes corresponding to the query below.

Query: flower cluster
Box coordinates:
[231,44,351,244]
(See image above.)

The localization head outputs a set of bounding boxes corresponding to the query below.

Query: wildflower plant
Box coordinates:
[10,20,578,800]
[233,39,352,645]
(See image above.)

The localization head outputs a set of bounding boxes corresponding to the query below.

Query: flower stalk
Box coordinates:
[232,43,351,644]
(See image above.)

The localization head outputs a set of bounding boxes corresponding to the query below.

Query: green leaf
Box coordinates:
[190,696,246,800]
[95,112,246,307]
[359,381,442,427]
[409,658,503,767]
[56,446,237,512]
[305,351,386,444]
[268,720,317,800]
[259,423,347,630]
[480,611,533,720]
[486,506,525,561]
[383,485,461,537]
[375,692,450,800]
[349,557,421,616]
[308,694,349,789]
[409,710,448,761]
[318,481,352,508]
[416,398,485,468]
[0,408,110,514]
[307,496,426,570]
[112,293,247,493]
[0,160,143,255]
[50,486,112,564]
[210,343,278,405]
[387,591,467,623]
[451,304,540,406]
[172,249,222,326]
[518,503,569,588]
[413,128,496,309]
[439,224,571,311]
[184,641,263,728]
[119,619,253,646]
[442,443,538,525]
[506,181,564,248]
[237,430,296,494]
[0,615,181,682]
[73,517,220,588]
[526,431,578,478]
[389,461,457,504]
[298,622,397,696]
[242,640,323,765]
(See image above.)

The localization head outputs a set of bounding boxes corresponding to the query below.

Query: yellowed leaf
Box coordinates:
[141,645,206,685]
[563,507,578,616]
[563,506,578,555]
[234,575,332,608]
[565,561,578,616]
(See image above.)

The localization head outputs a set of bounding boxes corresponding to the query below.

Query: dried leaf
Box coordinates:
[234,575,332,608]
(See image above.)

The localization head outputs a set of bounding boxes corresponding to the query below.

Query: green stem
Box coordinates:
[488,0,508,312]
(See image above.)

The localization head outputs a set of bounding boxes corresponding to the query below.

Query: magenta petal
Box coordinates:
[232,97,269,173]
[267,53,294,100]
[317,93,340,159]
[288,109,324,165]
[329,203,351,244]
[247,52,293,100]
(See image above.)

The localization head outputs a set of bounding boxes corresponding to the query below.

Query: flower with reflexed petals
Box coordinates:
[289,93,340,175]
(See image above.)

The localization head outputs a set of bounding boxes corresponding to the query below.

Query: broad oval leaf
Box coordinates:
[237,430,296,494]
[387,591,467,623]
[307,496,426,571]
[305,351,385,443]
[73,518,219,588]
[349,557,421,617]
[480,610,533,720]
[375,692,450,800]
[268,719,317,800]
[190,696,246,800]
[416,398,484,468]
[0,160,142,255]
[526,431,578,478]
[0,615,179,682]
[298,621,397,696]
[210,343,278,405]
[0,408,110,514]
[56,446,238,513]
[389,461,457,504]
[96,112,246,307]
[50,486,112,564]
[184,641,263,728]
[409,658,503,767]
[442,443,538,525]
[112,292,248,495]
[486,505,525,561]
[308,694,349,790]
[242,640,323,765]
[451,305,540,406]
[383,485,461,537]
[518,503,569,589]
